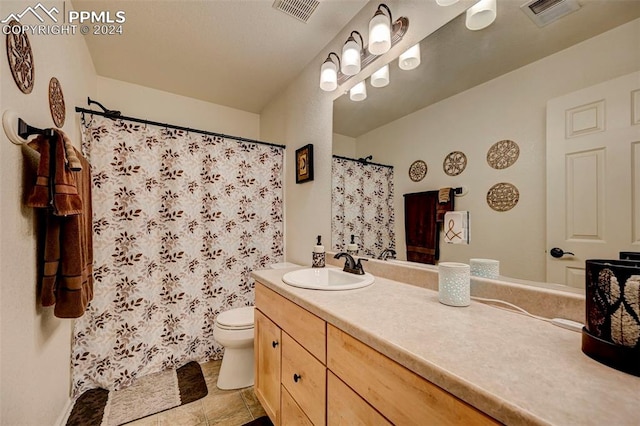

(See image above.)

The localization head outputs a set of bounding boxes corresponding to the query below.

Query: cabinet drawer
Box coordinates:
[255,282,326,363]
[328,371,391,426]
[327,325,499,425]
[281,385,313,426]
[282,332,326,425]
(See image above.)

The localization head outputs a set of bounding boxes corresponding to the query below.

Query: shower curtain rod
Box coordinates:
[74,107,286,149]
[332,154,393,169]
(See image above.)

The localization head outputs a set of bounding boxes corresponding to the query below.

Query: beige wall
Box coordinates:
[0,1,97,424]
[351,18,640,282]
[332,133,356,158]
[261,0,471,267]
[96,77,260,140]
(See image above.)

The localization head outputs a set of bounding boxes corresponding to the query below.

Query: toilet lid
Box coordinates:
[216,306,254,330]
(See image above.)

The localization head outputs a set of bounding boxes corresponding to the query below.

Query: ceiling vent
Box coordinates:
[273,0,319,23]
[520,0,581,27]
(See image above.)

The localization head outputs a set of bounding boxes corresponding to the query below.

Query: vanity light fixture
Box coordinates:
[350,81,367,101]
[318,4,409,92]
[341,31,364,76]
[368,4,392,56]
[320,52,340,92]
[398,43,421,70]
[436,0,459,5]
[465,0,497,31]
[370,64,390,88]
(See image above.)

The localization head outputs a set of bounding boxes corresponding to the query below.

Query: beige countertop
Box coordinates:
[251,266,638,426]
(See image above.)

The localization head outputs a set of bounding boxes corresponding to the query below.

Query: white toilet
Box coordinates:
[213,306,255,390]
[213,262,299,390]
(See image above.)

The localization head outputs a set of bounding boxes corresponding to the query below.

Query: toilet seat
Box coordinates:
[215,306,254,331]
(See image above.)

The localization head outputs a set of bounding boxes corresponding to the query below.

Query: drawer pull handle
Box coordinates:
[293,373,301,383]
[272,340,279,348]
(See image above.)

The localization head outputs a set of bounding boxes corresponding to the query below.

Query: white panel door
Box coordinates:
[547,71,640,288]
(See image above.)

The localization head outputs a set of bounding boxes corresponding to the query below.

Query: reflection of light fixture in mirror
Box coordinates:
[436,0,459,5]
[342,31,364,76]
[320,52,340,92]
[368,4,392,55]
[350,81,367,101]
[466,0,497,30]
[371,64,389,88]
[399,43,421,70]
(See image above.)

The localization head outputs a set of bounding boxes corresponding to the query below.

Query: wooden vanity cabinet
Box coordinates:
[255,281,498,425]
[255,283,326,425]
[327,325,499,425]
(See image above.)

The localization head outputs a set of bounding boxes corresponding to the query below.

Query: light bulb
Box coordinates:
[350,81,367,101]
[320,60,338,92]
[465,0,497,31]
[371,64,389,88]
[368,11,391,55]
[342,38,361,76]
[399,43,421,70]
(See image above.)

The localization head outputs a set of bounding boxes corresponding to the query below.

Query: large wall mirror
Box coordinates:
[332,1,640,291]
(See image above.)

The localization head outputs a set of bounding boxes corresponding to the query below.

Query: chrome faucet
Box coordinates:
[378,248,397,261]
[334,252,367,275]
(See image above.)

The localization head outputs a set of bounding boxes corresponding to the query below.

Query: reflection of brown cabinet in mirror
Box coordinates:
[404,190,454,265]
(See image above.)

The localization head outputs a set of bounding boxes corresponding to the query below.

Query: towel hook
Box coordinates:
[3,110,54,145]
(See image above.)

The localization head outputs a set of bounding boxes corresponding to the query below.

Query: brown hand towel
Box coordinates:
[63,131,82,171]
[27,129,83,216]
[26,130,94,318]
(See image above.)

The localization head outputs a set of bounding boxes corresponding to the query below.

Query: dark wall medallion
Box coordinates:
[487,182,519,212]
[443,151,467,176]
[6,20,35,94]
[408,160,427,182]
[487,139,519,169]
[49,77,66,127]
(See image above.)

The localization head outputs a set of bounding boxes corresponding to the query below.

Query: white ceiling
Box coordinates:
[73,0,369,113]
[74,0,640,125]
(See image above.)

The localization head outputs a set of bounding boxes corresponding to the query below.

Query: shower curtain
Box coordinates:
[72,115,283,397]
[331,157,395,258]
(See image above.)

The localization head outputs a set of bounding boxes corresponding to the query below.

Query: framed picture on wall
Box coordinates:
[295,144,314,184]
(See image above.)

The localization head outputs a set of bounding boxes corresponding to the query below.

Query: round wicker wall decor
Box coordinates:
[487,182,519,212]
[49,77,66,127]
[409,160,427,182]
[443,151,467,176]
[5,20,35,94]
[487,139,519,170]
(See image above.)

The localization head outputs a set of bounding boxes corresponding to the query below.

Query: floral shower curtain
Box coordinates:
[331,156,395,258]
[72,115,283,397]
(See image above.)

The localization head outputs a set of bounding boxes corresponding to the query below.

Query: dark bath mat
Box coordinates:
[243,415,274,426]
[66,361,207,426]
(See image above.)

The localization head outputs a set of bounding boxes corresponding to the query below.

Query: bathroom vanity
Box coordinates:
[252,265,637,425]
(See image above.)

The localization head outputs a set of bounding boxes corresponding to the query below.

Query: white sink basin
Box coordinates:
[282,268,374,290]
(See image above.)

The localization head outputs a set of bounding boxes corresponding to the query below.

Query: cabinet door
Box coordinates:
[255,309,281,425]
[281,332,326,425]
[328,372,391,426]
[281,385,313,426]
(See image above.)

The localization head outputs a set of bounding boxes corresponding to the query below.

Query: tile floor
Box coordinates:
[126,360,267,426]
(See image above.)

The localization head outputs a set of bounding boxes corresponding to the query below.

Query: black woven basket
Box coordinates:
[582,259,640,376]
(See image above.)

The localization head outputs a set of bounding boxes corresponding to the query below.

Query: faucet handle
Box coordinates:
[355,258,368,274]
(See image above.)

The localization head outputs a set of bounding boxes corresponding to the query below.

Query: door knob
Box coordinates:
[293,373,301,383]
[272,340,279,348]
[550,247,575,258]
